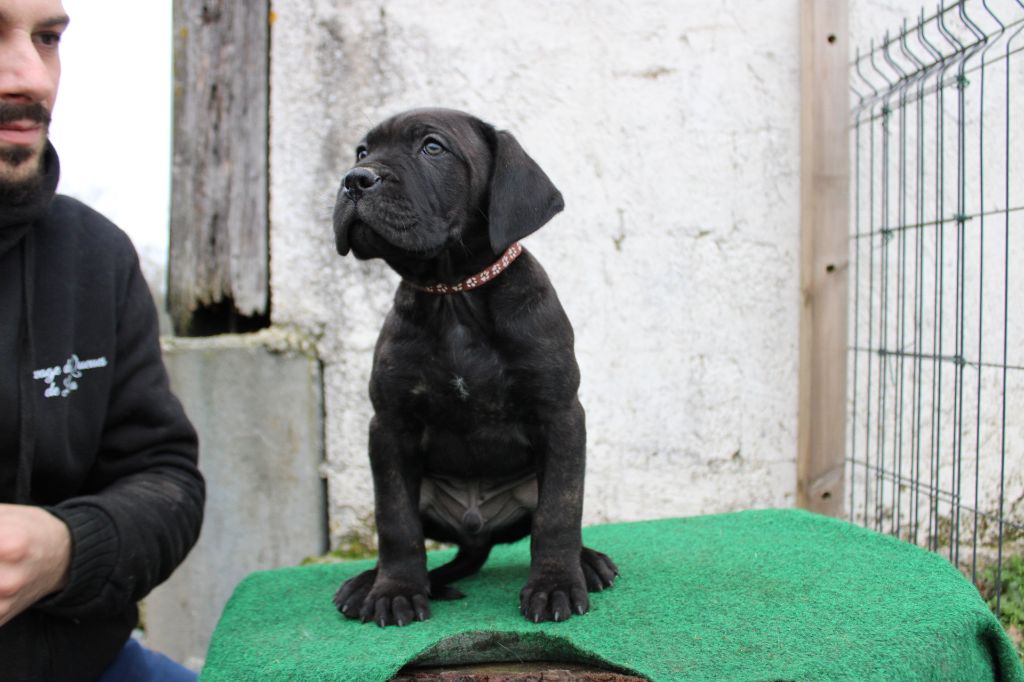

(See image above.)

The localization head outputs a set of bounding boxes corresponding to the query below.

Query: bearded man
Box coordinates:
[0,2,205,680]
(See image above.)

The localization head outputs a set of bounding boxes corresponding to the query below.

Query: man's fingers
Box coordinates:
[0,505,72,624]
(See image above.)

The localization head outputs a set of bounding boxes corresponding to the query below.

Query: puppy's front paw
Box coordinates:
[519,566,589,623]
[333,568,376,618]
[581,546,618,592]
[334,570,431,627]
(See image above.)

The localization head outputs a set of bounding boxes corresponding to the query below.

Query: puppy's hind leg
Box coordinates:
[428,543,492,600]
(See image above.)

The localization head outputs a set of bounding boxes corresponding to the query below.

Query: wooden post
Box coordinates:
[169,0,269,335]
[798,0,849,516]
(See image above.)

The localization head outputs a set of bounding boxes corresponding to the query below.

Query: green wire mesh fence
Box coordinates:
[848,0,1024,618]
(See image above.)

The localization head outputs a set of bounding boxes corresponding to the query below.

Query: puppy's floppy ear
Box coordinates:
[487,130,564,254]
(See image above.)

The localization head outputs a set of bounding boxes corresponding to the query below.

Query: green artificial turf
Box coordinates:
[200,509,1023,681]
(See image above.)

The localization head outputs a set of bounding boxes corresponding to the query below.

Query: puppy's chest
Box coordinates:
[405,321,513,420]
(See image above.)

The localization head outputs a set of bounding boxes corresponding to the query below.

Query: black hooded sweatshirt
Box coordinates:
[0,144,205,681]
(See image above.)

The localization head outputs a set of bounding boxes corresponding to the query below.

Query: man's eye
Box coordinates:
[421,140,444,156]
[35,32,63,48]
[356,148,368,161]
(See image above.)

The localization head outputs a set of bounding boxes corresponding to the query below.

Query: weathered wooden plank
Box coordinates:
[169,0,269,335]
[797,0,850,516]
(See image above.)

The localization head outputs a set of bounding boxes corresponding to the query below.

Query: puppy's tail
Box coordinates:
[428,544,492,600]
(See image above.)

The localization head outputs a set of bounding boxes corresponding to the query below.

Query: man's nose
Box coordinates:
[0,33,57,103]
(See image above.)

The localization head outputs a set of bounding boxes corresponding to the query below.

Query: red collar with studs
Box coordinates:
[407,242,524,294]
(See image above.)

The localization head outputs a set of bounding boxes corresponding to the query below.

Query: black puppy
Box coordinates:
[331,108,617,627]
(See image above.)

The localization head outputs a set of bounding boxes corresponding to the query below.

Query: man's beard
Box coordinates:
[0,156,44,204]
[0,102,51,204]
[0,143,38,167]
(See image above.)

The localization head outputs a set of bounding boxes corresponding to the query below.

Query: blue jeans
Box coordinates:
[97,638,198,682]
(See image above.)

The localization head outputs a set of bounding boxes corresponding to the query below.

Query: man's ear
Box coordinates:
[487,130,564,254]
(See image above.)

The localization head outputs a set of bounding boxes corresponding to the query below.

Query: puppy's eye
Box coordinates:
[421,140,445,157]
[356,147,369,161]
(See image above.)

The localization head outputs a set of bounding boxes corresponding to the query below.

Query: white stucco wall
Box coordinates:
[267,0,937,546]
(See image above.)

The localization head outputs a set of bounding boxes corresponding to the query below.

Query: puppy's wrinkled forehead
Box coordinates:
[362,108,492,172]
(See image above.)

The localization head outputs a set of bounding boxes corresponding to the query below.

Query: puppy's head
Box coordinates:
[332,108,563,267]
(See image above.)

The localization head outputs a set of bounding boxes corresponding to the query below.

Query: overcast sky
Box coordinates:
[49,0,172,269]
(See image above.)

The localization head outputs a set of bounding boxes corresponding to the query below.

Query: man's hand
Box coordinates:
[0,504,71,627]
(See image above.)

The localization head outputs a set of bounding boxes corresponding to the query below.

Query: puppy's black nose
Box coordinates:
[342,167,381,198]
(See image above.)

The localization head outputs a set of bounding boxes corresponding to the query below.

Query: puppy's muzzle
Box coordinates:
[342,167,382,201]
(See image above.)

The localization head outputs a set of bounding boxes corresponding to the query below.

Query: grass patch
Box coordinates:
[300,538,452,566]
[301,536,378,565]
[976,554,1024,660]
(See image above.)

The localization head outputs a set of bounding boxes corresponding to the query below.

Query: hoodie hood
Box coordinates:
[0,142,60,257]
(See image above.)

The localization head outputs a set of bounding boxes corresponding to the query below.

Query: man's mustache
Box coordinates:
[0,102,51,127]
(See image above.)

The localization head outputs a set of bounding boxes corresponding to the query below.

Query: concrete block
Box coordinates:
[144,331,326,670]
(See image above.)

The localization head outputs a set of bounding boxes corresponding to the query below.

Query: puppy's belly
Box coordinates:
[420,421,533,476]
[420,472,538,539]
[418,421,536,541]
